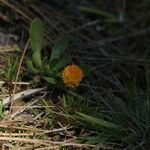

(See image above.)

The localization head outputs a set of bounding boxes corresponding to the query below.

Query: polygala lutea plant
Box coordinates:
[26,18,84,87]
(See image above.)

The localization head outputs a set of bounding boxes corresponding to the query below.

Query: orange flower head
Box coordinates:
[62,64,84,87]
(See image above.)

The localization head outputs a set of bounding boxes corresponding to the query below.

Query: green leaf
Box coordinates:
[32,52,42,69]
[49,59,59,70]
[26,60,40,74]
[42,58,51,75]
[50,36,70,60]
[42,76,56,84]
[54,55,71,71]
[29,18,44,52]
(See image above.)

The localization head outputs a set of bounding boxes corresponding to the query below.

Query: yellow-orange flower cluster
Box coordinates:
[62,64,84,87]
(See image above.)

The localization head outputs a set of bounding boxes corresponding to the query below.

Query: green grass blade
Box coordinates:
[79,6,117,22]
[77,112,123,130]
